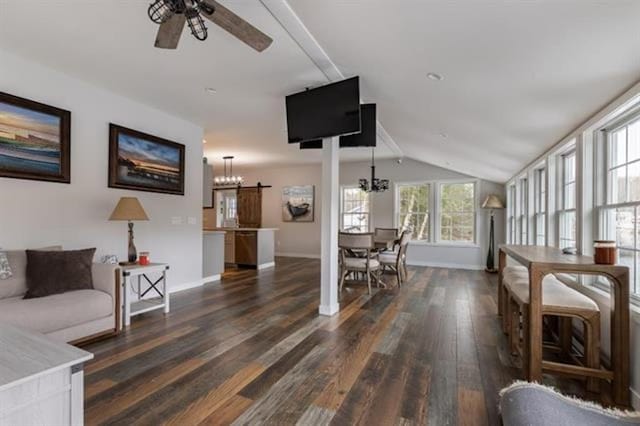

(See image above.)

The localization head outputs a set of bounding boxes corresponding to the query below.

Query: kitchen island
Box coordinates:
[203,230,225,280]
[206,228,277,270]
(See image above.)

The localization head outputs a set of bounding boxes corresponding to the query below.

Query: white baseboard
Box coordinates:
[202,274,221,284]
[275,252,321,259]
[406,260,484,271]
[632,387,640,410]
[169,274,221,294]
[257,262,275,270]
[319,303,340,316]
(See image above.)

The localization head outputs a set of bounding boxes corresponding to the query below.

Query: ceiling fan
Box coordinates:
[148,0,273,52]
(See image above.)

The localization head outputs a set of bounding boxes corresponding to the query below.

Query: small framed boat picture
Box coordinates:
[109,124,185,195]
[282,185,314,222]
[0,92,71,183]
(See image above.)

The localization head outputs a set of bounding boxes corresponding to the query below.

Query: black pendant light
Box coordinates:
[359,148,389,193]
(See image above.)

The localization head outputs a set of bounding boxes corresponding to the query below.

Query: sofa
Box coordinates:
[0,248,120,344]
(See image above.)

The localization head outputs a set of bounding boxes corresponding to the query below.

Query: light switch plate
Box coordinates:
[187,217,197,225]
[171,216,183,225]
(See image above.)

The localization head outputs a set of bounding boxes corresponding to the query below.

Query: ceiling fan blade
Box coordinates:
[200,0,273,52]
[154,13,187,49]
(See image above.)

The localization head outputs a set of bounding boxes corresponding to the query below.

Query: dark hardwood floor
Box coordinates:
[83,257,586,425]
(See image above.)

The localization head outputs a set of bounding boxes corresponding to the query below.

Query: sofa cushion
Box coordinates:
[0,246,62,300]
[0,289,112,334]
[0,251,11,279]
[24,248,96,299]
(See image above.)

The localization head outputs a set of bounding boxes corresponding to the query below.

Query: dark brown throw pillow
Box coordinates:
[24,248,96,299]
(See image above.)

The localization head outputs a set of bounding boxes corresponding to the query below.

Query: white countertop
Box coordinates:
[203,230,226,235]
[0,323,93,391]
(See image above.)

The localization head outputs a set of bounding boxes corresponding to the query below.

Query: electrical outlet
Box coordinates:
[171,216,183,225]
[187,216,197,225]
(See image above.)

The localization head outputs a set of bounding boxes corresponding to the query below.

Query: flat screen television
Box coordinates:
[299,103,376,150]
[340,103,376,148]
[286,77,361,144]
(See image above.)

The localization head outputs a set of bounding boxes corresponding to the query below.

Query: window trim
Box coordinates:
[518,177,528,245]
[534,167,546,246]
[393,180,433,242]
[393,178,479,247]
[558,149,577,249]
[339,185,371,233]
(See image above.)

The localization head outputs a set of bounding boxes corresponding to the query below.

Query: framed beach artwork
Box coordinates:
[0,92,71,183]
[108,124,185,195]
[282,185,314,222]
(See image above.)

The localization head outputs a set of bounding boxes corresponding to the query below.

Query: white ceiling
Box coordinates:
[0,0,395,172]
[1,1,640,182]
[288,0,640,182]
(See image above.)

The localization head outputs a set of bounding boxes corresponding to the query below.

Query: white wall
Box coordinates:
[238,157,505,269]
[0,49,204,290]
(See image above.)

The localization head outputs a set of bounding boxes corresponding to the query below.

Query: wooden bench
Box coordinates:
[503,271,603,392]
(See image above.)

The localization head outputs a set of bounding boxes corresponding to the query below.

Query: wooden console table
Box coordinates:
[498,245,630,407]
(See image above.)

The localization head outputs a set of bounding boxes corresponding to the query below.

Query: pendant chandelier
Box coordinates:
[359,148,389,193]
[213,156,244,186]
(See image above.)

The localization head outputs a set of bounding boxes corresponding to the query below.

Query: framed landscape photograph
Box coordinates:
[109,124,185,195]
[0,92,71,183]
[282,185,314,222]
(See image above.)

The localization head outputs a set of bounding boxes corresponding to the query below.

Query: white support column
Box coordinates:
[319,136,340,316]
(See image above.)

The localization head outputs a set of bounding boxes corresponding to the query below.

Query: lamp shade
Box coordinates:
[481,194,504,209]
[109,197,149,221]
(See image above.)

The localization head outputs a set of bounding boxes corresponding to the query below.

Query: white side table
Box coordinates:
[120,263,170,327]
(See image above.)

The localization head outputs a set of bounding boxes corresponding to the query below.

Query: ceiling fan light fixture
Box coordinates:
[186,8,208,41]
[148,0,177,24]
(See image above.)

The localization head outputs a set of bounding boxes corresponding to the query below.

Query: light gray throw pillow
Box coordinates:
[0,251,12,279]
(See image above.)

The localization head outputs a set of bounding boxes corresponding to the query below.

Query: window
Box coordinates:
[340,186,370,232]
[559,151,577,249]
[518,178,528,244]
[439,182,475,243]
[396,183,430,240]
[600,116,640,296]
[534,168,546,245]
[507,184,516,243]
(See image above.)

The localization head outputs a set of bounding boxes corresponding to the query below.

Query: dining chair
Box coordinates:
[338,232,381,295]
[379,230,411,286]
[374,227,399,250]
[374,228,399,239]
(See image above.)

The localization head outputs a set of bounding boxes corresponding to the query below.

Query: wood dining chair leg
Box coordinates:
[510,299,520,355]
[366,267,372,295]
[502,286,511,334]
[559,317,573,358]
[522,308,530,379]
[339,268,348,295]
[585,313,601,393]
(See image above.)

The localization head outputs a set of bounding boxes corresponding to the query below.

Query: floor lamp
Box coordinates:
[482,194,504,273]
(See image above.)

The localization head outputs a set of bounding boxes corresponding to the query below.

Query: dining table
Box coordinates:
[498,244,631,407]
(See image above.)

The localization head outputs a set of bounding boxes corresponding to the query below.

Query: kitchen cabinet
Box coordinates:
[203,160,213,208]
[235,231,258,266]
[224,231,235,263]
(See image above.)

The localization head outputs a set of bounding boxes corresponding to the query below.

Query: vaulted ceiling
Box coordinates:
[1,0,639,182]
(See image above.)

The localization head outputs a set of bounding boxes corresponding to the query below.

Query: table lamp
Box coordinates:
[482,194,505,273]
[109,197,149,265]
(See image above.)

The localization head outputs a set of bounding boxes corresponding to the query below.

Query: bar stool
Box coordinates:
[505,274,601,392]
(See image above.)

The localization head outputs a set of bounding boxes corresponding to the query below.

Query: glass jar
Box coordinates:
[593,240,616,265]
[139,251,150,266]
